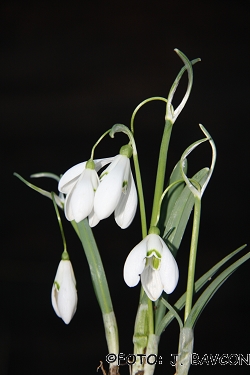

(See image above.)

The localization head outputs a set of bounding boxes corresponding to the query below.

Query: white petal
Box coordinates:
[141,267,164,301]
[147,233,163,255]
[121,157,130,193]
[94,155,129,220]
[58,162,87,194]
[99,154,123,177]
[159,238,179,294]
[123,238,147,287]
[65,169,99,223]
[94,157,114,172]
[57,276,77,324]
[51,284,61,318]
[88,209,100,227]
[58,157,114,194]
[115,172,138,228]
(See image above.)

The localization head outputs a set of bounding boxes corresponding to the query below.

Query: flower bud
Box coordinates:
[51,260,77,324]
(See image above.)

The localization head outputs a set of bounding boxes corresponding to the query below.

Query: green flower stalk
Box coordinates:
[50,192,78,325]
[180,125,216,321]
[150,50,200,229]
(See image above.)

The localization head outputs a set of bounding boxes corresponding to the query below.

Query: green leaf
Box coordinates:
[161,297,183,329]
[14,172,63,208]
[180,125,216,199]
[75,219,119,357]
[155,244,247,335]
[166,51,201,123]
[158,159,187,234]
[76,219,114,314]
[163,167,209,257]
[30,172,61,182]
[185,250,250,328]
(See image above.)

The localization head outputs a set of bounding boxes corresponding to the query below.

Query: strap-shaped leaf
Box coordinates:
[14,172,63,208]
[185,250,250,328]
[158,159,187,234]
[155,244,247,335]
[163,168,209,257]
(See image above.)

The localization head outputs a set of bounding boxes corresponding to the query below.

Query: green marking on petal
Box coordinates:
[122,180,128,188]
[152,256,161,270]
[54,281,60,290]
[100,171,108,179]
[147,249,161,259]
[145,254,161,270]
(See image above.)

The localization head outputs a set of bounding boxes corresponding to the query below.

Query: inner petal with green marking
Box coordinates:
[146,249,162,270]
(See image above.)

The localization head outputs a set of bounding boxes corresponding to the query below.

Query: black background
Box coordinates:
[1,1,249,374]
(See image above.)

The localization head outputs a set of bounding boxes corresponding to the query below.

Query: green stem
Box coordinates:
[51,192,67,253]
[130,98,169,238]
[90,129,111,160]
[76,219,113,314]
[153,178,184,228]
[184,196,201,321]
[130,97,168,134]
[109,123,147,238]
[150,119,173,228]
[133,152,147,238]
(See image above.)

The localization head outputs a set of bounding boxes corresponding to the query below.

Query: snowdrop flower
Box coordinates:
[51,259,77,324]
[94,145,138,229]
[58,158,113,224]
[123,231,179,301]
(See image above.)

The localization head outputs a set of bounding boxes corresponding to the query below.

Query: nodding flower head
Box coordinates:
[94,147,137,229]
[59,145,137,228]
[123,233,179,301]
[58,157,114,225]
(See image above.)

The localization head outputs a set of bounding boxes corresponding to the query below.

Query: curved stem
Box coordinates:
[130,97,168,134]
[110,124,147,238]
[184,196,201,321]
[152,178,184,228]
[90,129,111,160]
[51,191,67,253]
[133,152,147,238]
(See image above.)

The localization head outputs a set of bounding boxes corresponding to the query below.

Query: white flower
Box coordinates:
[94,154,138,228]
[51,260,78,324]
[58,158,114,224]
[123,233,179,301]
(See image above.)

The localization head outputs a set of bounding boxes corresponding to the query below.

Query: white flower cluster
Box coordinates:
[51,150,179,325]
[58,154,137,229]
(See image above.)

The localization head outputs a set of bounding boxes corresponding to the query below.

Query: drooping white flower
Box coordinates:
[51,259,77,324]
[123,233,179,301]
[94,149,137,228]
[58,158,114,224]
